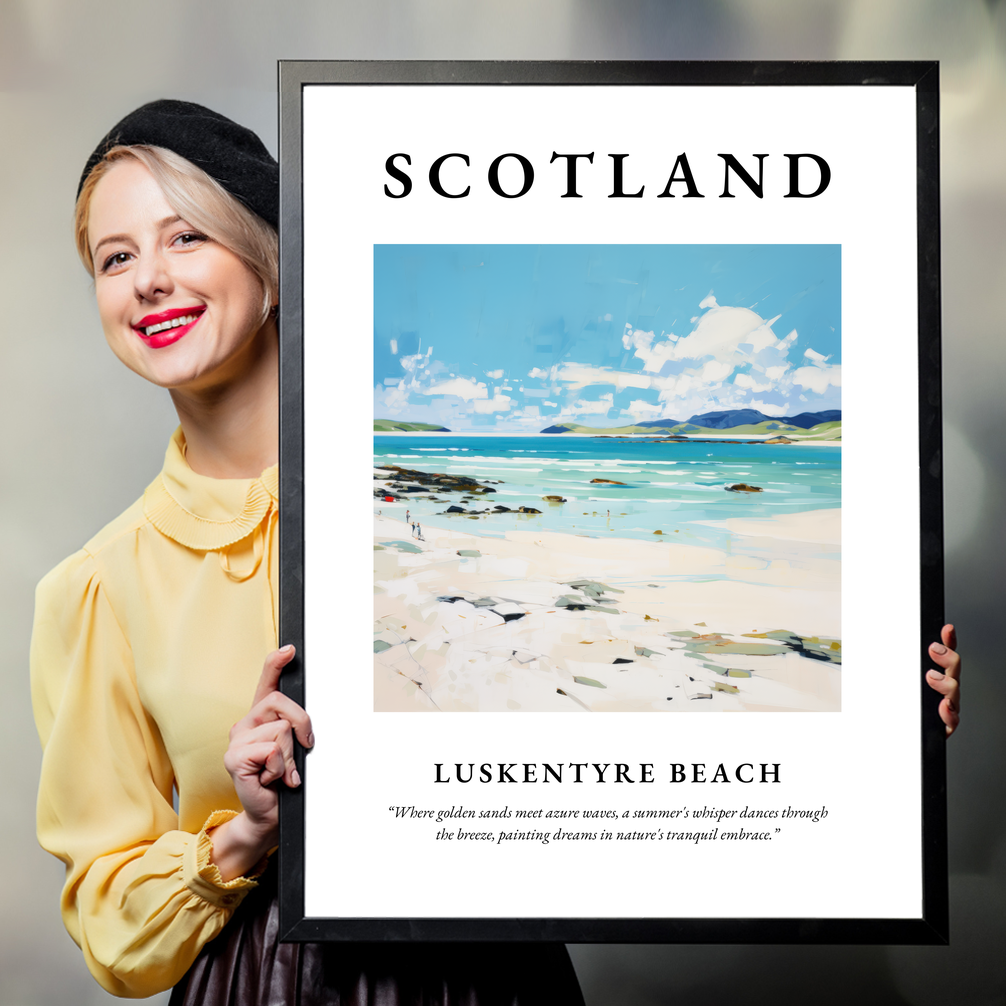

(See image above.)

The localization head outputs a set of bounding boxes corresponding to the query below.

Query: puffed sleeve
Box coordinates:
[31,549,262,998]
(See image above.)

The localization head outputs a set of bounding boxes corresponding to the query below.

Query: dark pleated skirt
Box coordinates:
[169,869,584,1006]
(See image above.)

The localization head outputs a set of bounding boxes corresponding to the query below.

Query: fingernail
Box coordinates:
[928,669,944,680]
[931,643,947,654]
[292,768,301,787]
[307,732,315,748]
[280,644,295,654]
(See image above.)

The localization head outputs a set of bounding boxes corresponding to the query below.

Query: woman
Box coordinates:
[33,99,963,1003]
[31,100,586,1003]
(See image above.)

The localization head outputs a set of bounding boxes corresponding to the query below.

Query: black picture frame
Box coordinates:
[277,60,945,944]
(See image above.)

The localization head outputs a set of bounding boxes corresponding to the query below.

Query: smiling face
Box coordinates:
[87,158,272,393]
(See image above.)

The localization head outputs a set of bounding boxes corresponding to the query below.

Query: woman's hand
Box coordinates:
[926,624,960,738]
[209,645,314,881]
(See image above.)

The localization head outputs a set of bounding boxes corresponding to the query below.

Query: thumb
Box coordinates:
[252,644,296,706]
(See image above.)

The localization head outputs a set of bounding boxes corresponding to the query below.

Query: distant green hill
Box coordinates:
[540,420,840,440]
[540,422,678,435]
[374,419,450,432]
[788,421,841,441]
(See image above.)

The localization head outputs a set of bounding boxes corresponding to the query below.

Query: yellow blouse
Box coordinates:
[31,428,279,998]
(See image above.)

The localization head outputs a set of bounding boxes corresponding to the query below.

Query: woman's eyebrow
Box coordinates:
[92,216,185,257]
[92,232,133,256]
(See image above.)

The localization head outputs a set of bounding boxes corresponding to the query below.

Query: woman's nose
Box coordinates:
[133,249,173,302]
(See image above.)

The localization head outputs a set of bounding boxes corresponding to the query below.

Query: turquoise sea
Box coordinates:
[374,435,841,554]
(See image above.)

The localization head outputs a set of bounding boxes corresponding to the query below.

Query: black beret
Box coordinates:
[78,99,278,228]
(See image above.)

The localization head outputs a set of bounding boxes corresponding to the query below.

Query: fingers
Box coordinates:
[928,643,961,679]
[227,720,301,788]
[225,645,314,806]
[248,719,298,788]
[928,627,961,683]
[940,697,960,737]
[924,679,960,736]
[927,624,961,737]
[225,739,289,788]
[941,623,957,653]
[926,667,959,706]
[233,689,314,750]
[252,644,297,706]
[244,644,314,750]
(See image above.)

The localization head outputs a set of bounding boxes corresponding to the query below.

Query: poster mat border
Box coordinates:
[277,59,946,945]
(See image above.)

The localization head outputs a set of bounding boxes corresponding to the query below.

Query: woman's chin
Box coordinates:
[110,323,273,395]
[122,353,220,393]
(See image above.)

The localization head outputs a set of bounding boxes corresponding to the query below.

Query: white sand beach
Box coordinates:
[374,507,841,714]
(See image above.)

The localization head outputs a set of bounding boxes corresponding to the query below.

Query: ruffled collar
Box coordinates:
[143,428,278,551]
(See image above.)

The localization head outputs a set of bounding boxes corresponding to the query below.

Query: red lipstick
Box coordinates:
[132,306,205,349]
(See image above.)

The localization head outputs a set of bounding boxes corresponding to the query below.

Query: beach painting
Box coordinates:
[373,245,841,713]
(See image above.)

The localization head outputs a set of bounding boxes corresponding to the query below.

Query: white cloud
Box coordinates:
[472,393,513,413]
[552,362,653,391]
[377,382,411,413]
[626,399,665,419]
[563,393,614,417]
[792,364,841,395]
[513,413,545,428]
[792,347,839,393]
[381,292,836,432]
[699,359,734,383]
[604,300,837,420]
[422,377,488,401]
[734,372,772,393]
[643,359,733,404]
[400,347,434,376]
[621,305,790,383]
[621,326,678,373]
[669,307,782,362]
[745,399,788,417]
[650,373,693,401]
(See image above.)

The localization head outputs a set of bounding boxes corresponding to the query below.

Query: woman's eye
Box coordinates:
[101,251,131,273]
[173,231,208,248]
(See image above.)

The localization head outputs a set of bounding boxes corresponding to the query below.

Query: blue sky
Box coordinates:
[374,244,840,432]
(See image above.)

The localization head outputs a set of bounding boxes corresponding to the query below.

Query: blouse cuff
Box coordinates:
[183,810,269,909]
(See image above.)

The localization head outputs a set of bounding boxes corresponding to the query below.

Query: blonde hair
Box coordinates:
[75,145,278,323]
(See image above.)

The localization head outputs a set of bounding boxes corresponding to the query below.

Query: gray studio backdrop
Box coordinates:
[2,2,1003,1004]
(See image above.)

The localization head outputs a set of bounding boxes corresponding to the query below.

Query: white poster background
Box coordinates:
[301,85,920,920]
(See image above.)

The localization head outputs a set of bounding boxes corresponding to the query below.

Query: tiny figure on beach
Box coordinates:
[415,521,424,541]
[406,509,410,524]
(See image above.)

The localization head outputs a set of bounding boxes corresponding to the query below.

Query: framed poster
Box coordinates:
[277,61,946,943]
